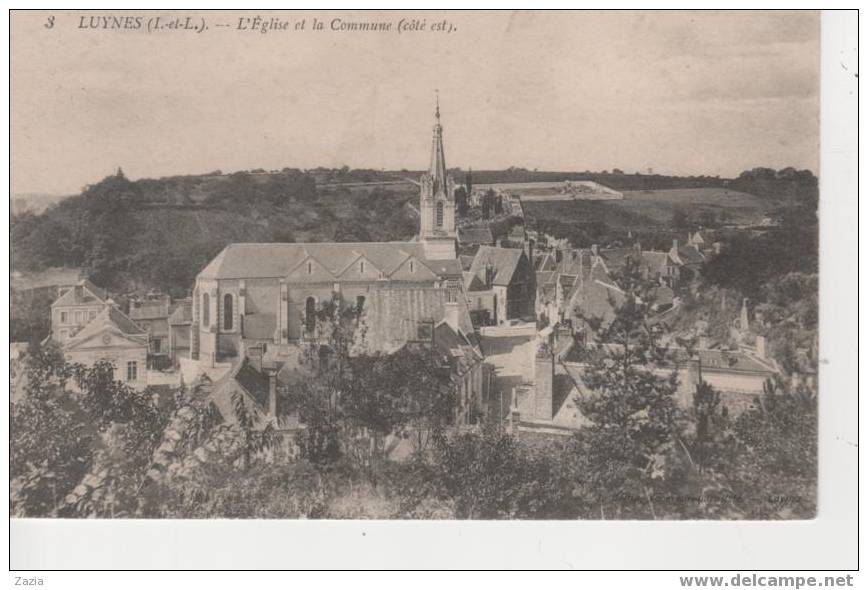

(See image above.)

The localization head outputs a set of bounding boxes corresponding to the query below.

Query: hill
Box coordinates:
[11,170,420,296]
[11,166,816,296]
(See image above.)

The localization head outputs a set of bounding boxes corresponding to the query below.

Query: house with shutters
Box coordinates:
[463,246,536,327]
[49,279,107,345]
[129,294,172,362]
[62,302,149,390]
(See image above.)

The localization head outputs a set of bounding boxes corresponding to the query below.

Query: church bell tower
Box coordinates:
[419,92,457,260]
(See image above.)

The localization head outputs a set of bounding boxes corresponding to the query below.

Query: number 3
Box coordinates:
[44,15,54,29]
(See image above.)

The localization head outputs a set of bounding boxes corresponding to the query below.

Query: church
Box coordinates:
[186,98,477,376]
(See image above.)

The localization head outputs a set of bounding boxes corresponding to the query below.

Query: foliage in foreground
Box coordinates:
[12,338,816,520]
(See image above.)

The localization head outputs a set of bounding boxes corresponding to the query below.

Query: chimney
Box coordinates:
[527,239,535,265]
[264,364,278,419]
[740,298,750,332]
[634,241,642,254]
[444,301,461,333]
[591,244,598,257]
[534,342,555,421]
[755,335,767,359]
[248,344,263,371]
[672,238,679,251]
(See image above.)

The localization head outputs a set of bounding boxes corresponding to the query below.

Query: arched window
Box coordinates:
[223,294,234,331]
[436,201,444,227]
[202,292,210,327]
[305,297,316,334]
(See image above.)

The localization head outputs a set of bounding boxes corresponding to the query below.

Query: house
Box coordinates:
[668,239,706,279]
[430,319,487,426]
[464,246,536,326]
[129,294,172,361]
[167,298,193,363]
[206,348,298,431]
[62,302,149,390]
[49,280,108,344]
[515,330,780,432]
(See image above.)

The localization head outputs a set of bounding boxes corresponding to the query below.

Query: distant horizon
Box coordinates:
[11,162,818,199]
[12,10,819,195]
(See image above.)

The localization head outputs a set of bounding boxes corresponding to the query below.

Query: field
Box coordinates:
[524,187,770,230]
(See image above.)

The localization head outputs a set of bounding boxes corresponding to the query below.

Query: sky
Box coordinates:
[11,10,820,195]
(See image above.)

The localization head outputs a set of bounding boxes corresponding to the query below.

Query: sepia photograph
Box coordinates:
[6,7,859,573]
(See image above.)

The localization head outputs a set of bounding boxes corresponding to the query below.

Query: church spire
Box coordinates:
[429,90,448,195]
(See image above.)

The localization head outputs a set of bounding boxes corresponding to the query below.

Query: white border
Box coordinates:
[4,7,859,573]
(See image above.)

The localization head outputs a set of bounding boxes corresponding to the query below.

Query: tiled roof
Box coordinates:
[466,246,526,289]
[198,242,461,280]
[51,280,107,307]
[536,270,558,286]
[458,226,494,245]
[697,350,775,373]
[641,251,671,273]
[671,245,705,266]
[209,358,297,425]
[432,321,482,375]
[559,249,591,276]
[360,287,478,354]
[66,304,146,346]
[129,299,170,321]
[234,360,271,408]
[168,300,193,325]
[598,247,641,272]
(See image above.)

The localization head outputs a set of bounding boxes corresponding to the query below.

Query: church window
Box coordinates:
[202,293,210,326]
[126,361,138,382]
[305,297,316,334]
[223,294,234,331]
[436,201,444,227]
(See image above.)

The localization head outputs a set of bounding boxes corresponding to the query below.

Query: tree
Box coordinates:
[572,256,683,518]
[729,379,817,518]
[345,345,456,457]
[433,424,577,519]
[454,186,469,218]
[11,351,169,517]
